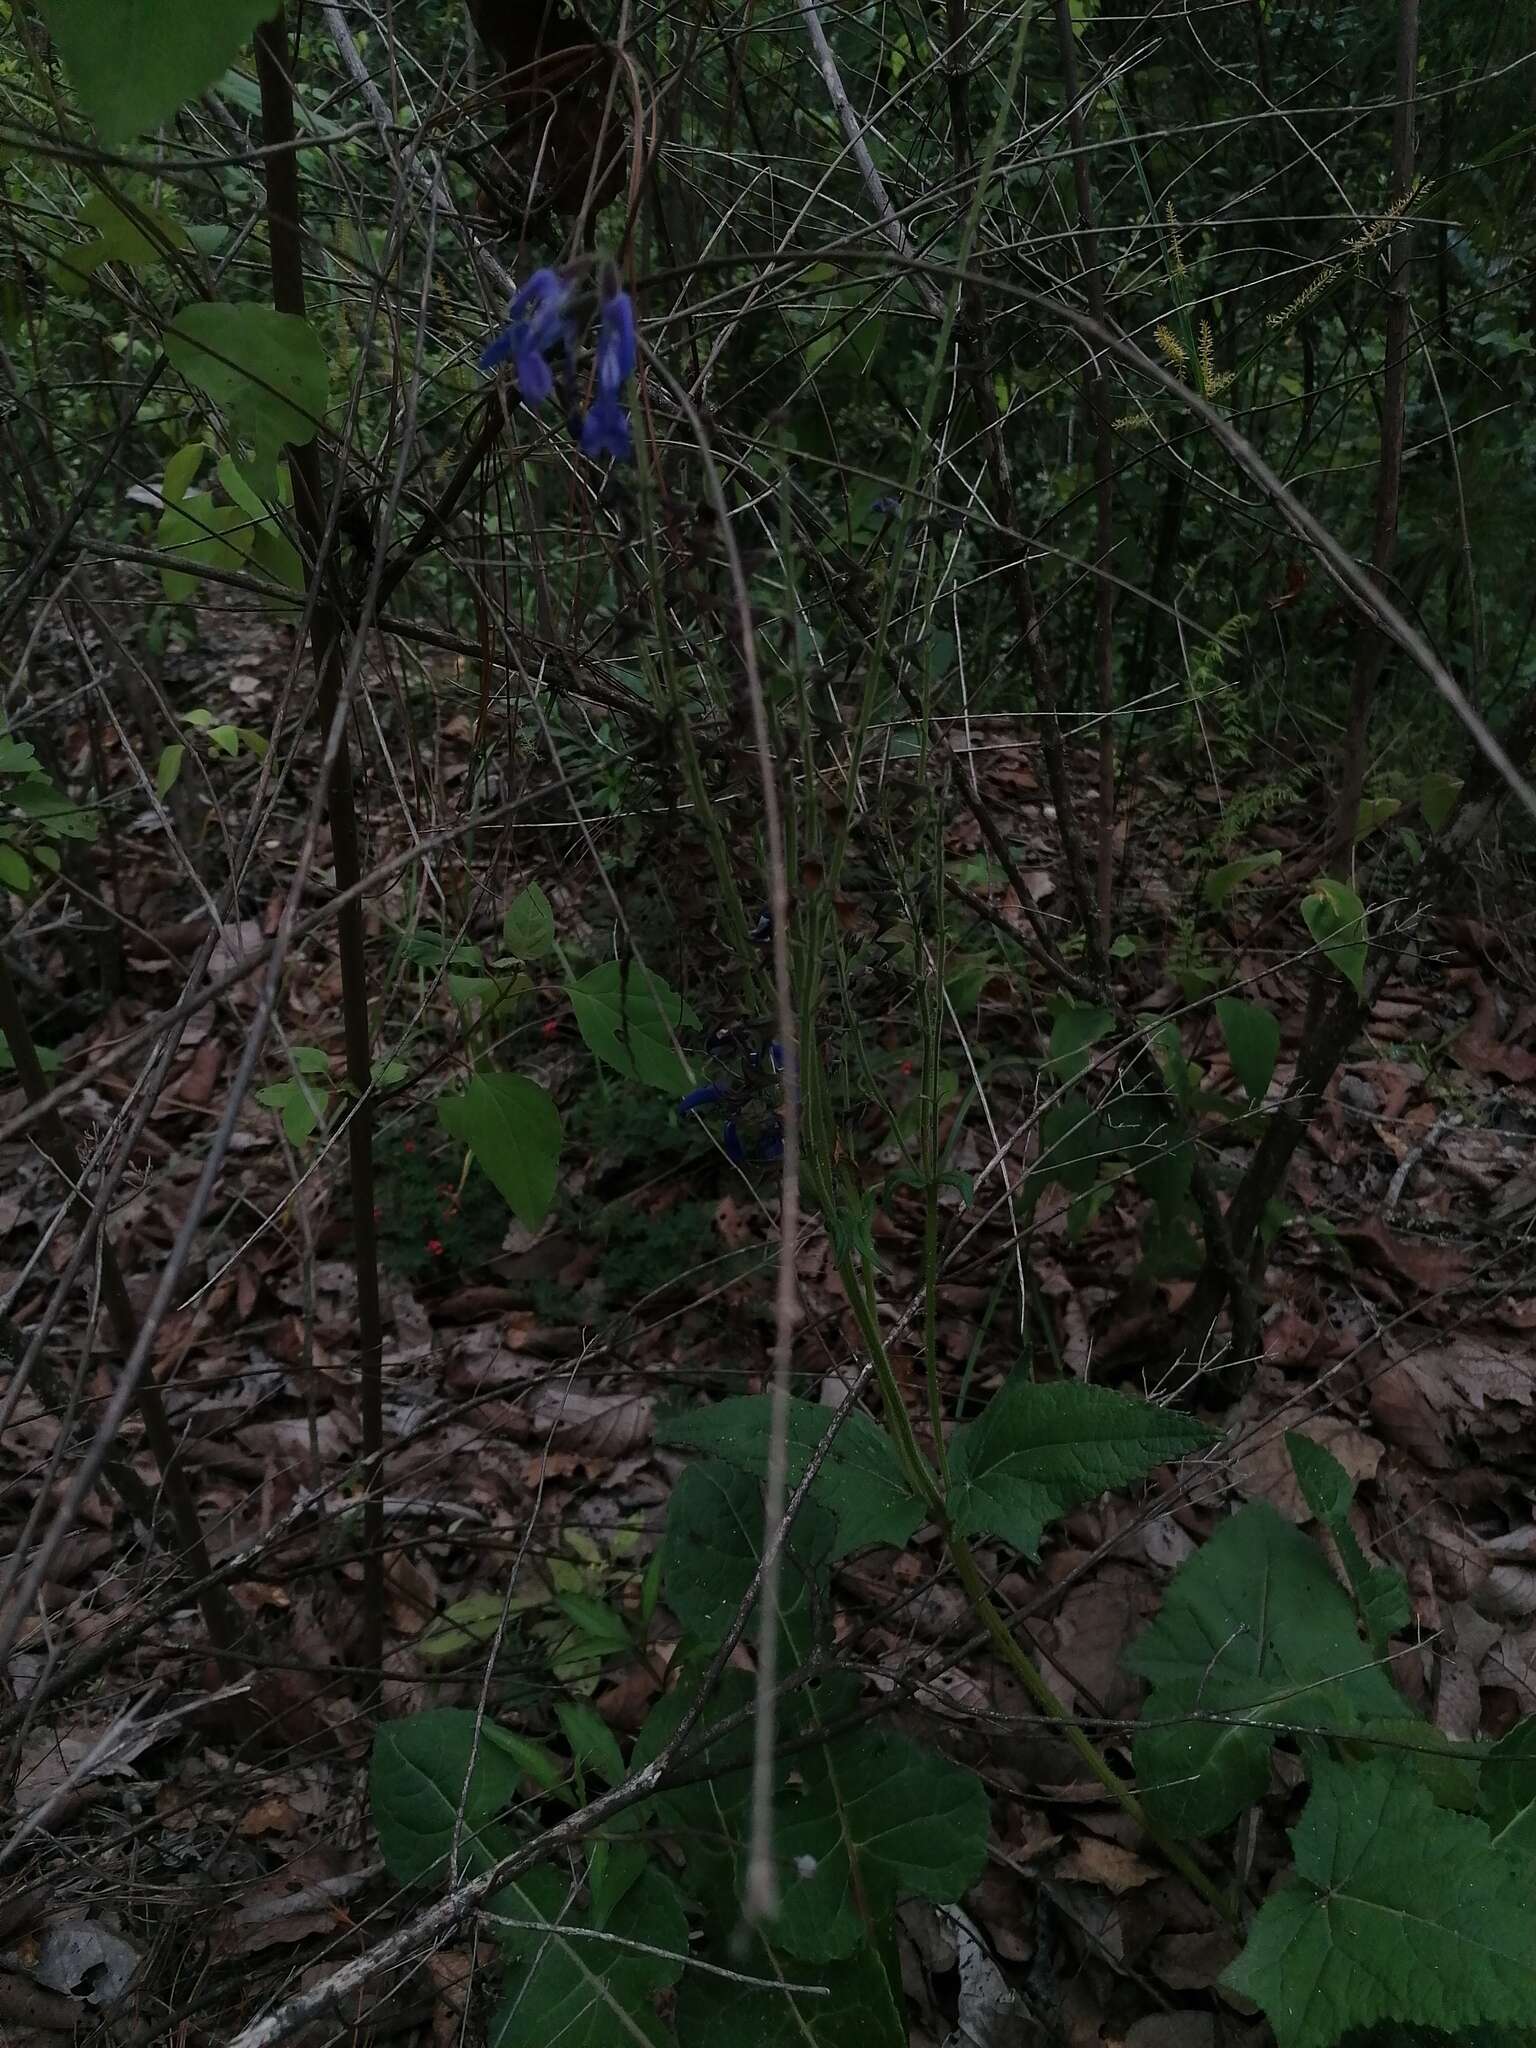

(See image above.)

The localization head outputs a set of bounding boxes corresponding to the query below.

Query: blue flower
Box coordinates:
[594,286,637,396]
[678,1081,731,1119]
[724,1115,783,1166]
[580,393,633,463]
[479,268,576,406]
[576,270,637,464]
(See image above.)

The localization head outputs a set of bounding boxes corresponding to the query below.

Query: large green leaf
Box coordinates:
[1224,1759,1536,2048]
[656,1395,924,1558]
[1301,877,1367,995]
[489,1863,689,2048]
[565,960,698,1093]
[164,303,327,486]
[1217,996,1280,1104]
[156,493,254,603]
[1481,1718,1536,1856]
[1127,1505,1405,1837]
[370,1709,523,1886]
[675,1933,904,2048]
[948,1380,1212,1560]
[438,1073,560,1228]
[39,0,277,141]
[771,1725,989,1961]
[1047,1001,1115,1083]
[660,1458,835,1661]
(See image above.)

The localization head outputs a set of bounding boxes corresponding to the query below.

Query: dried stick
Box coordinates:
[0,955,243,1664]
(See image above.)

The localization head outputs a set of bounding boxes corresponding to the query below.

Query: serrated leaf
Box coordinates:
[1223,1759,1536,2048]
[675,1931,904,2047]
[489,1863,688,2048]
[369,1708,524,1886]
[1302,877,1367,994]
[10,780,98,840]
[949,1380,1212,1560]
[164,303,327,484]
[503,883,555,960]
[660,1459,834,1661]
[1287,1430,1353,1524]
[1203,848,1280,911]
[438,1072,560,1229]
[1217,996,1280,1105]
[1128,1505,1405,1836]
[656,1395,923,1558]
[774,1726,989,1960]
[1481,1717,1536,1856]
[566,960,698,1093]
[38,0,279,142]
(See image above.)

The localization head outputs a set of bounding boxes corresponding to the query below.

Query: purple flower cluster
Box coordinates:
[678,1037,788,1167]
[479,264,637,464]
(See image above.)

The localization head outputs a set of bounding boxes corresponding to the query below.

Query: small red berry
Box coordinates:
[541,1017,560,1039]
[403,1139,416,1154]
[899,1059,914,1077]
[426,1237,444,1257]
[372,1205,383,1221]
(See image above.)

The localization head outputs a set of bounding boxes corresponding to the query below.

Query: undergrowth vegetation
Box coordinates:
[3,1,1536,2044]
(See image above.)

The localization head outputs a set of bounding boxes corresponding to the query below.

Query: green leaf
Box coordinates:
[9,780,98,840]
[164,303,327,483]
[1047,1002,1115,1084]
[0,740,41,775]
[289,1044,331,1076]
[1302,877,1367,994]
[772,1727,989,1961]
[157,493,254,602]
[660,1459,834,1661]
[162,443,205,505]
[417,1591,509,1664]
[489,1863,689,2048]
[369,1708,524,1886]
[1128,1504,1406,1837]
[656,1395,924,1558]
[255,1077,328,1145]
[566,960,698,1093]
[438,1073,560,1229]
[1286,1430,1352,1524]
[38,0,279,142]
[503,883,555,960]
[154,743,185,797]
[675,1932,904,2047]
[0,843,30,892]
[1217,996,1280,1104]
[1420,770,1464,834]
[1203,848,1280,911]
[54,186,190,291]
[480,1724,569,1797]
[1480,1717,1536,1856]
[1354,794,1403,839]
[949,1380,1212,1560]
[1223,1759,1536,2048]
[555,1702,625,1789]
[1286,1434,1409,1652]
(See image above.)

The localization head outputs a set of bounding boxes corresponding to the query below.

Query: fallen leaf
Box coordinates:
[1054,1837,1159,1893]
[1339,1217,1471,1297]
[527,1387,652,1456]
[238,1796,299,1837]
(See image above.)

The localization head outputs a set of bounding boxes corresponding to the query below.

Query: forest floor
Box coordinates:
[4,611,1536,2047]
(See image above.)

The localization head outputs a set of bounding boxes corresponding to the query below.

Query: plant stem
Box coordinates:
[254,8,387,1707]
